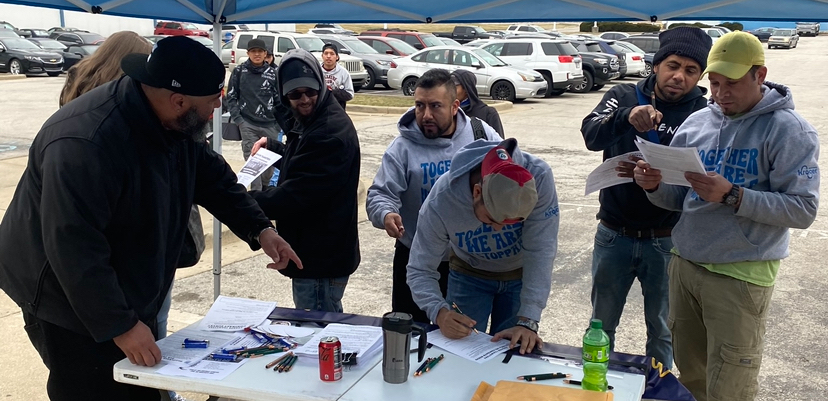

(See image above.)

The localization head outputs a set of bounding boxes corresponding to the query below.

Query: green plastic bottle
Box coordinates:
[582,318,610,392]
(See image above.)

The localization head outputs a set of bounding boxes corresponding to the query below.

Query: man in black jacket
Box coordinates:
[0,37,301,400]
[226,38,285,190]
[251,49,361,313]
[451,69,504,136]
[580,27,712,369]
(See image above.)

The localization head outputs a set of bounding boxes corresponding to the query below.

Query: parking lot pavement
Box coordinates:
[2,36,828,400]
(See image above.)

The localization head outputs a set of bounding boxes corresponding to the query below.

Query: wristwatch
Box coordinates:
[515,318,539,333]
[721,184,741,207]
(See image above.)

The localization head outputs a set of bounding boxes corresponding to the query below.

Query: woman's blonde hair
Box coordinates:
[59,31,152,106]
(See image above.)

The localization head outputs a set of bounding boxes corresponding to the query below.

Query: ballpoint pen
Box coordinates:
[451,302,480,334]
[516,372,571,381]
[562,379,614,390]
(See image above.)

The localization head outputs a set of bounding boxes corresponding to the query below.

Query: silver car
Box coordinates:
[387,45,547,102]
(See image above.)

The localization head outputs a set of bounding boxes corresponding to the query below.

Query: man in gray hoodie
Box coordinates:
[635,32,819,401]
[407,138,559,354]
[367,68,501,323]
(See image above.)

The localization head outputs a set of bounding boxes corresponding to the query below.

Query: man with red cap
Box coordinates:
[407,138,560,354]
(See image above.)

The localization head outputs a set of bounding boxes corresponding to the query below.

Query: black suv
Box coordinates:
[0,36,63,76]
[570,38,628,78]
[566,40,620,92]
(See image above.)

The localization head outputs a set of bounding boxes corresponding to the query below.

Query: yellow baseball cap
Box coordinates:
[702,31,765,79]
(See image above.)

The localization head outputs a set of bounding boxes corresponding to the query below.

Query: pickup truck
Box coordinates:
[433,26,501,44]
[796,22,820,37]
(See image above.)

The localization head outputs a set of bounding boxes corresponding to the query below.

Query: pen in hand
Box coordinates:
[451,302,480,334]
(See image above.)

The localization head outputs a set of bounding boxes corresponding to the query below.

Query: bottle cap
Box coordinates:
[590,319,603,329]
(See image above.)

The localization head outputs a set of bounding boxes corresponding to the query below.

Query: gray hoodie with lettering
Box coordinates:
[366,107,501,248]
[406,140,560,323]
[647,82,819,263]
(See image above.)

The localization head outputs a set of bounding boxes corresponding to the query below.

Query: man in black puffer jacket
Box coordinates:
[250,48,361,313]
[580,27,712,370]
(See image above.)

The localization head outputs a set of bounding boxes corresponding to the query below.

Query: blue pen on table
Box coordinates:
[210,353,238,362]
[183,338,210,344]
[221,346,247,354]
[181,342,209,349]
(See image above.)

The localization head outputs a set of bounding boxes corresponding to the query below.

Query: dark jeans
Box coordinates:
[22,312,161,401]
[393,241,449,324]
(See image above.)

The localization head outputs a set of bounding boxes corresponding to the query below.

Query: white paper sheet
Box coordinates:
[584,151,643,195]
[258,324,315,338]
[157,358,249,380]
[197,295,277,332]
[426,330,511,364]
[237,148,282,187]
[635,137,706,187]
[294,324,383,361]
[157,327,239,367]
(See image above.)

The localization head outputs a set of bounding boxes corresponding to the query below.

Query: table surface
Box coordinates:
[114,320,646,401]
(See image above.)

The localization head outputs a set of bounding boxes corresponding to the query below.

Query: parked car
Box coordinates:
[569,38,630,78]
[567,48,620,93]
[229,31,368,89]
[463,38,494,47]
[506,24,547,33]
[432,25,501,44]
[796,22,820,37]
[387,45,547,102]
[61,44,98,70]
[768,29,799,49]
[0,21,24,37]
[0,29,19,38]
[221,41,233,66]
[314,23,355,35]
[0,37,63,76]
[361,29,444,50]
[49,31,105,47]
[480,38,583,97]
[154,21,209,37]
[620,34,660,54]
[27,38,68,52]
[47,27,87,34]
[357,35,419,56]
[747,27,777,42]
[18,28,50,38]
[701,27,726,43]
[599,31,630,40]
[615,40,653,77]
[209,24,250,42]
[436,37,462,46]
[316,34,395,89]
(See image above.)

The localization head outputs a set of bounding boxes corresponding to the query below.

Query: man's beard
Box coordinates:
[176,106,210,142]
[420,119,451,139]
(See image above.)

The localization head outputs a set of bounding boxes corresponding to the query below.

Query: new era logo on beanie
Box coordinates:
[653,27,713,71]
[121,36,225,97]
[481,138,538,224]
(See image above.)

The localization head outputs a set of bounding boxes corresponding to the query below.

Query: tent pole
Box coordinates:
[212,20,223,301]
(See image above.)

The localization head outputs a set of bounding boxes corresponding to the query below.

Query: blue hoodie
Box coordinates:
[366,108,501,248]
[406,140,560,322]
[647,82,819,263]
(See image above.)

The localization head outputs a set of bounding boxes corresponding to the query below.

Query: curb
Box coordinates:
[347,100,513,115]
[0,75,26,81]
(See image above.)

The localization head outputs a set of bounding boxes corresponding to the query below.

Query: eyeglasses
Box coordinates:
[286,89,319,100]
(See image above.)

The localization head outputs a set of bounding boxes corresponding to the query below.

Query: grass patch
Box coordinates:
[351,94,414,108]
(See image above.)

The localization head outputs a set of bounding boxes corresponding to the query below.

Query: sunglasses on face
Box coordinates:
[286,89,319,100]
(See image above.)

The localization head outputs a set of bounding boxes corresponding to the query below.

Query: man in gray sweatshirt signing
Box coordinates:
[407,138,559,354]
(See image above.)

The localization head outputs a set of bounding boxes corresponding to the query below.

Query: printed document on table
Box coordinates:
[197,295,277,332]
[295,324,383,361]
[157,327,240,367]
[157,358,249,380]
[635,137,706,187]
[427,331,511,364]
[585,151,643,195]
[237,148,281,187]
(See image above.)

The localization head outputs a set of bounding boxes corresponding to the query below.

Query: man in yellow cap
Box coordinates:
[633,31,819,401]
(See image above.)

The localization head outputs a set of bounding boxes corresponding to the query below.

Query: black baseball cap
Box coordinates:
[280,59,320,94]
[247,38,267,51]
[121,36,225,97]
[322,43,338,55]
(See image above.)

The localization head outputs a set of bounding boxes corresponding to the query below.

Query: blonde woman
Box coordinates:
[59,30,151,106]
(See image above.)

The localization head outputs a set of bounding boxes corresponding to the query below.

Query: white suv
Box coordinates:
[481,39,583,97]
[229,31,368,89]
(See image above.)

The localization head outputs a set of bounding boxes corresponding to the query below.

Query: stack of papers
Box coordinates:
[427,330,510,364]
[197,295,277,332]
[294,324,383,362]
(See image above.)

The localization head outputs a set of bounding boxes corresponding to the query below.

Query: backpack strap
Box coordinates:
[470,117,486,141]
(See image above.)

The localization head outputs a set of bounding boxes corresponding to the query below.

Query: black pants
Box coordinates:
[393,241,449,324]
[22,312,162,401]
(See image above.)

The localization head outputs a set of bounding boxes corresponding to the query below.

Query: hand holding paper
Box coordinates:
[634,137,706,187]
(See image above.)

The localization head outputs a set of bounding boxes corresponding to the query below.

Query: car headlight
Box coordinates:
[375,60,391,66]
[594,58,608,64]
[24,55,42,62]
[517,72,535,81]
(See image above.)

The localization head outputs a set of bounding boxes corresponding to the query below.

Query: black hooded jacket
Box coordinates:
[252,49,361,280]
[581,74,708,229]
[226,59,283,128]
[452,69,505,136]
[0,77,273,342]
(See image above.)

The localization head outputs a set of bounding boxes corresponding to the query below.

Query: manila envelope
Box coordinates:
[470,381,614,401]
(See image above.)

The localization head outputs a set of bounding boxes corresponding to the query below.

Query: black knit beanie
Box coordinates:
[653,27,713,70]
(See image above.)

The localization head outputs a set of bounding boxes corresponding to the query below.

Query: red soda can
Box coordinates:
[318,336,342,382]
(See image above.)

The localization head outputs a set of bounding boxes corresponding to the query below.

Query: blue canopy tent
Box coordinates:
[7,0,828,298]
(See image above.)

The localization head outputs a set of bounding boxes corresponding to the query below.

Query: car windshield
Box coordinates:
[342,38,378,53]
[583,42,602,52]
[80,33,105,42]
[421,34,443,47]
[618,41,644,54]
[34,39,65,49]
[472,26,487,33]
[80,45,99,54]
[529,25,544,32]
[297,37,326,52]
[2,38,41,50]
[472,48,506,66]
[29,29,50,36]
[441,38,461,46]
[0,22,13,30]
[385,38,418,54]
[184,24,199,30]
[608,43,627,53]
[773,30,793,36]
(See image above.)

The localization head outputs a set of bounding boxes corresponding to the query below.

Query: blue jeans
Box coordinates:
[591,222,673,368]
[292,276,349,313]
[447,269,522,334]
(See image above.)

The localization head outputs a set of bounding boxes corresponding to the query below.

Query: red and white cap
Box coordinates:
[481,139,538,224]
